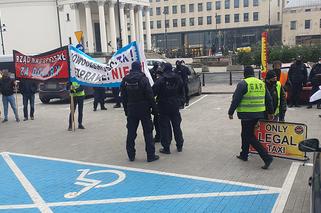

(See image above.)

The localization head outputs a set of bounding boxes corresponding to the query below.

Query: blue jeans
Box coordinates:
[2,95,19,120]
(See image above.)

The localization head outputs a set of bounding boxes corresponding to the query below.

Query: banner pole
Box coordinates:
[70,93,75,132]
[15,81,19,119]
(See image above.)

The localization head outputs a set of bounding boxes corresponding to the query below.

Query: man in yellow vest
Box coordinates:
[265,70,287,121]
[228,66,274,169]
[68,81,85,131]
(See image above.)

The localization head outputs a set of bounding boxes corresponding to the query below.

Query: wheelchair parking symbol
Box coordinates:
[64,169,126,199]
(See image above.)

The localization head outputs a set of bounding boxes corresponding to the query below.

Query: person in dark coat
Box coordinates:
[174,60,191,107]
[153,63,185,154]
[93,87,107,111]
[307,57,321,109]
[272,60,282,81]
[265,70,287,121]
[112,87,122,108]
[228,66,274,169]
[120,61,159,162]
[0,71,20,122]
[19,79,38,120]
[288,56,308,107]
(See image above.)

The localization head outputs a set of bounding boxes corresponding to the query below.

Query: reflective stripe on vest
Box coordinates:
[237,77,266,113]
[71,82,85,97]
[275,81,281,115]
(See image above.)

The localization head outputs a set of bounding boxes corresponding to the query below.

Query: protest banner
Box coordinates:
[261,32,268,79]
[250,120,307,160]
[69,41,153,87]
[14,46,69,80]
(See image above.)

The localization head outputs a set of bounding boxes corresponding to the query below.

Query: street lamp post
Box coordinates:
[0,12,6,55]
[117,0,123,49]
[163,9,168,55]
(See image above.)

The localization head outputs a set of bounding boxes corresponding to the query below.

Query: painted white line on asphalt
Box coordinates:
[0,204,37,210]
[184,95,208,110]
[47,190,279,208]
[271,162,301,213]
[1,153,53,213]
[6,152,282,192]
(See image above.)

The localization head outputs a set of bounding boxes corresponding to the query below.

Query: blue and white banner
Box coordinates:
[69,41,153,87]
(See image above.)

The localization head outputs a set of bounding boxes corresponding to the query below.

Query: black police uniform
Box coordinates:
[93,87,107,111]
[120,62,159,162]
[288,60,308,107]
[174,62,191,106]
[150,63,161,142]
[153,63,185,154]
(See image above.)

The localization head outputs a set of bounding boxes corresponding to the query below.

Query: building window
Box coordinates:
[305,9,311,12]
[68,37,72,44]
[216,15,221,24]
[216,1,221,10]
[149,0,152,2]
[190,17,195,26]
[290,21,296,30]
[234,0,239,8]
[234,14,239,22]
[305,20,311,29]
[253,0,259,6]
[173,19,178,27]
[277,12,280,21]
[320,19,321,28]
[243,13,249,22]
[157,20,161,28]
[198,17,203,25]
[165,20,169,28]
[225,0,230,9]
[172,5,177,14]
[181,5,186,13]
[290,10,296,13]
[156,0,160,2]
[164,6,169,14]
[253,12,259,21]
[207,2,212,11]
[143,22,146,30]
[225,14,230,23]
[189,4,194,12]
[156,7,161,15]
[150,21,154,29]
[66,13,70,22]
[198,3,203,12]
[150,8,153,16]
[181,18,186,27]
[207,16,212,24]
[278,0,280,7]
[244,0,249,7]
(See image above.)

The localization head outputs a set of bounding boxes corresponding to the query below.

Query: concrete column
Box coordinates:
[70,3,80,31]
[84,1,94,52]
[123,12,129,45]
[98,0,107,53]
[106,8,112,52]
[119,3,127,47]
[145,7,151,51]
[108,0,117,52]
[137,6,144,50]
[135,9,139,43]
[129,4,136,42]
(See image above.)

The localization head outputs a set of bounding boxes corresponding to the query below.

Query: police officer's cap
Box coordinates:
[131,61,142,72]
[163,63,173,72]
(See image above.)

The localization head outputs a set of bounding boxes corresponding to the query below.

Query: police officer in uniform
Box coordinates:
[68,82,85,131]
[120,62,159,162]
[228,66,274,169]
[153,63,185,154]
[93,87,107,111]
[174,60,191,107]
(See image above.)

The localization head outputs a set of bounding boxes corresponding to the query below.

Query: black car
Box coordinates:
[299,138,321,213]
[185,65,202,96]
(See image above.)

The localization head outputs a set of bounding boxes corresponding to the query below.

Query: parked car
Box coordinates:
[280,63,312,104]
[146,59,167,70]
[186,65,202,96]
[298,138,321,213]
[38,79,94,103]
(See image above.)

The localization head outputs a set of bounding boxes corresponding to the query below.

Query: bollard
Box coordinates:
[229,71,232,85]
[202,73,205,86]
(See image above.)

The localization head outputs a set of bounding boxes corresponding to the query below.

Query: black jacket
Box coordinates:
[228,77,274,120]
[288,62,308,85]
[309,63,321,88]
[20,79,38,95]
[0,76,15,96]
[266,81,287,117]
[120,71,157,116]
[153,70,184,113]
[174,65,191,84]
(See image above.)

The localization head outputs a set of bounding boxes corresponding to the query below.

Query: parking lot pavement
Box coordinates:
[0,93,318,212]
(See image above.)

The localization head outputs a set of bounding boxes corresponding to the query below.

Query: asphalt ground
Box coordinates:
[0,89,319,212]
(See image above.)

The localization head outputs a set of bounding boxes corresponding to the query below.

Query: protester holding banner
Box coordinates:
[228,66,274,169]
[153,63,185,154]
[20,79,38,121]
[265,70,287,122]
[93,87,107,111]
[0,71,20,123]
[120,62,159,162]
[68,82,85,131]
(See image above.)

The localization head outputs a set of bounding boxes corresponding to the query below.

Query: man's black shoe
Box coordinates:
[2,119,8,123]
[159,148,171,154]
[317,105,321,109]
[23,118,28,121]
[262,157,273,170]
[68,127,72,131]
[147,155,160,162]
[307,105,312,109]
[288,104,293,108]
[129,156,135,162]
[78,125,85,129]
[185,102,189,107]
[30,117,34,120]
[177,147,183,152]
[236,155,248,161]
[93,108,97,111]
[295,105,300,108]
[319,115,321,118]
[113,104,121,108]
[153,137,160,143]
[101,108,107,110]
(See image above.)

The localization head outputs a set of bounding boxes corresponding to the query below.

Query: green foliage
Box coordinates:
[236,45,321,66]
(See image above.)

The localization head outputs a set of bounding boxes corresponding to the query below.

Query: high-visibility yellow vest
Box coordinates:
[237,77,266,113]
[274,81,281,115]
[71,82,85,97]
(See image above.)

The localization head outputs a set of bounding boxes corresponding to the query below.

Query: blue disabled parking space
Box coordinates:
[0,153,281,212]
